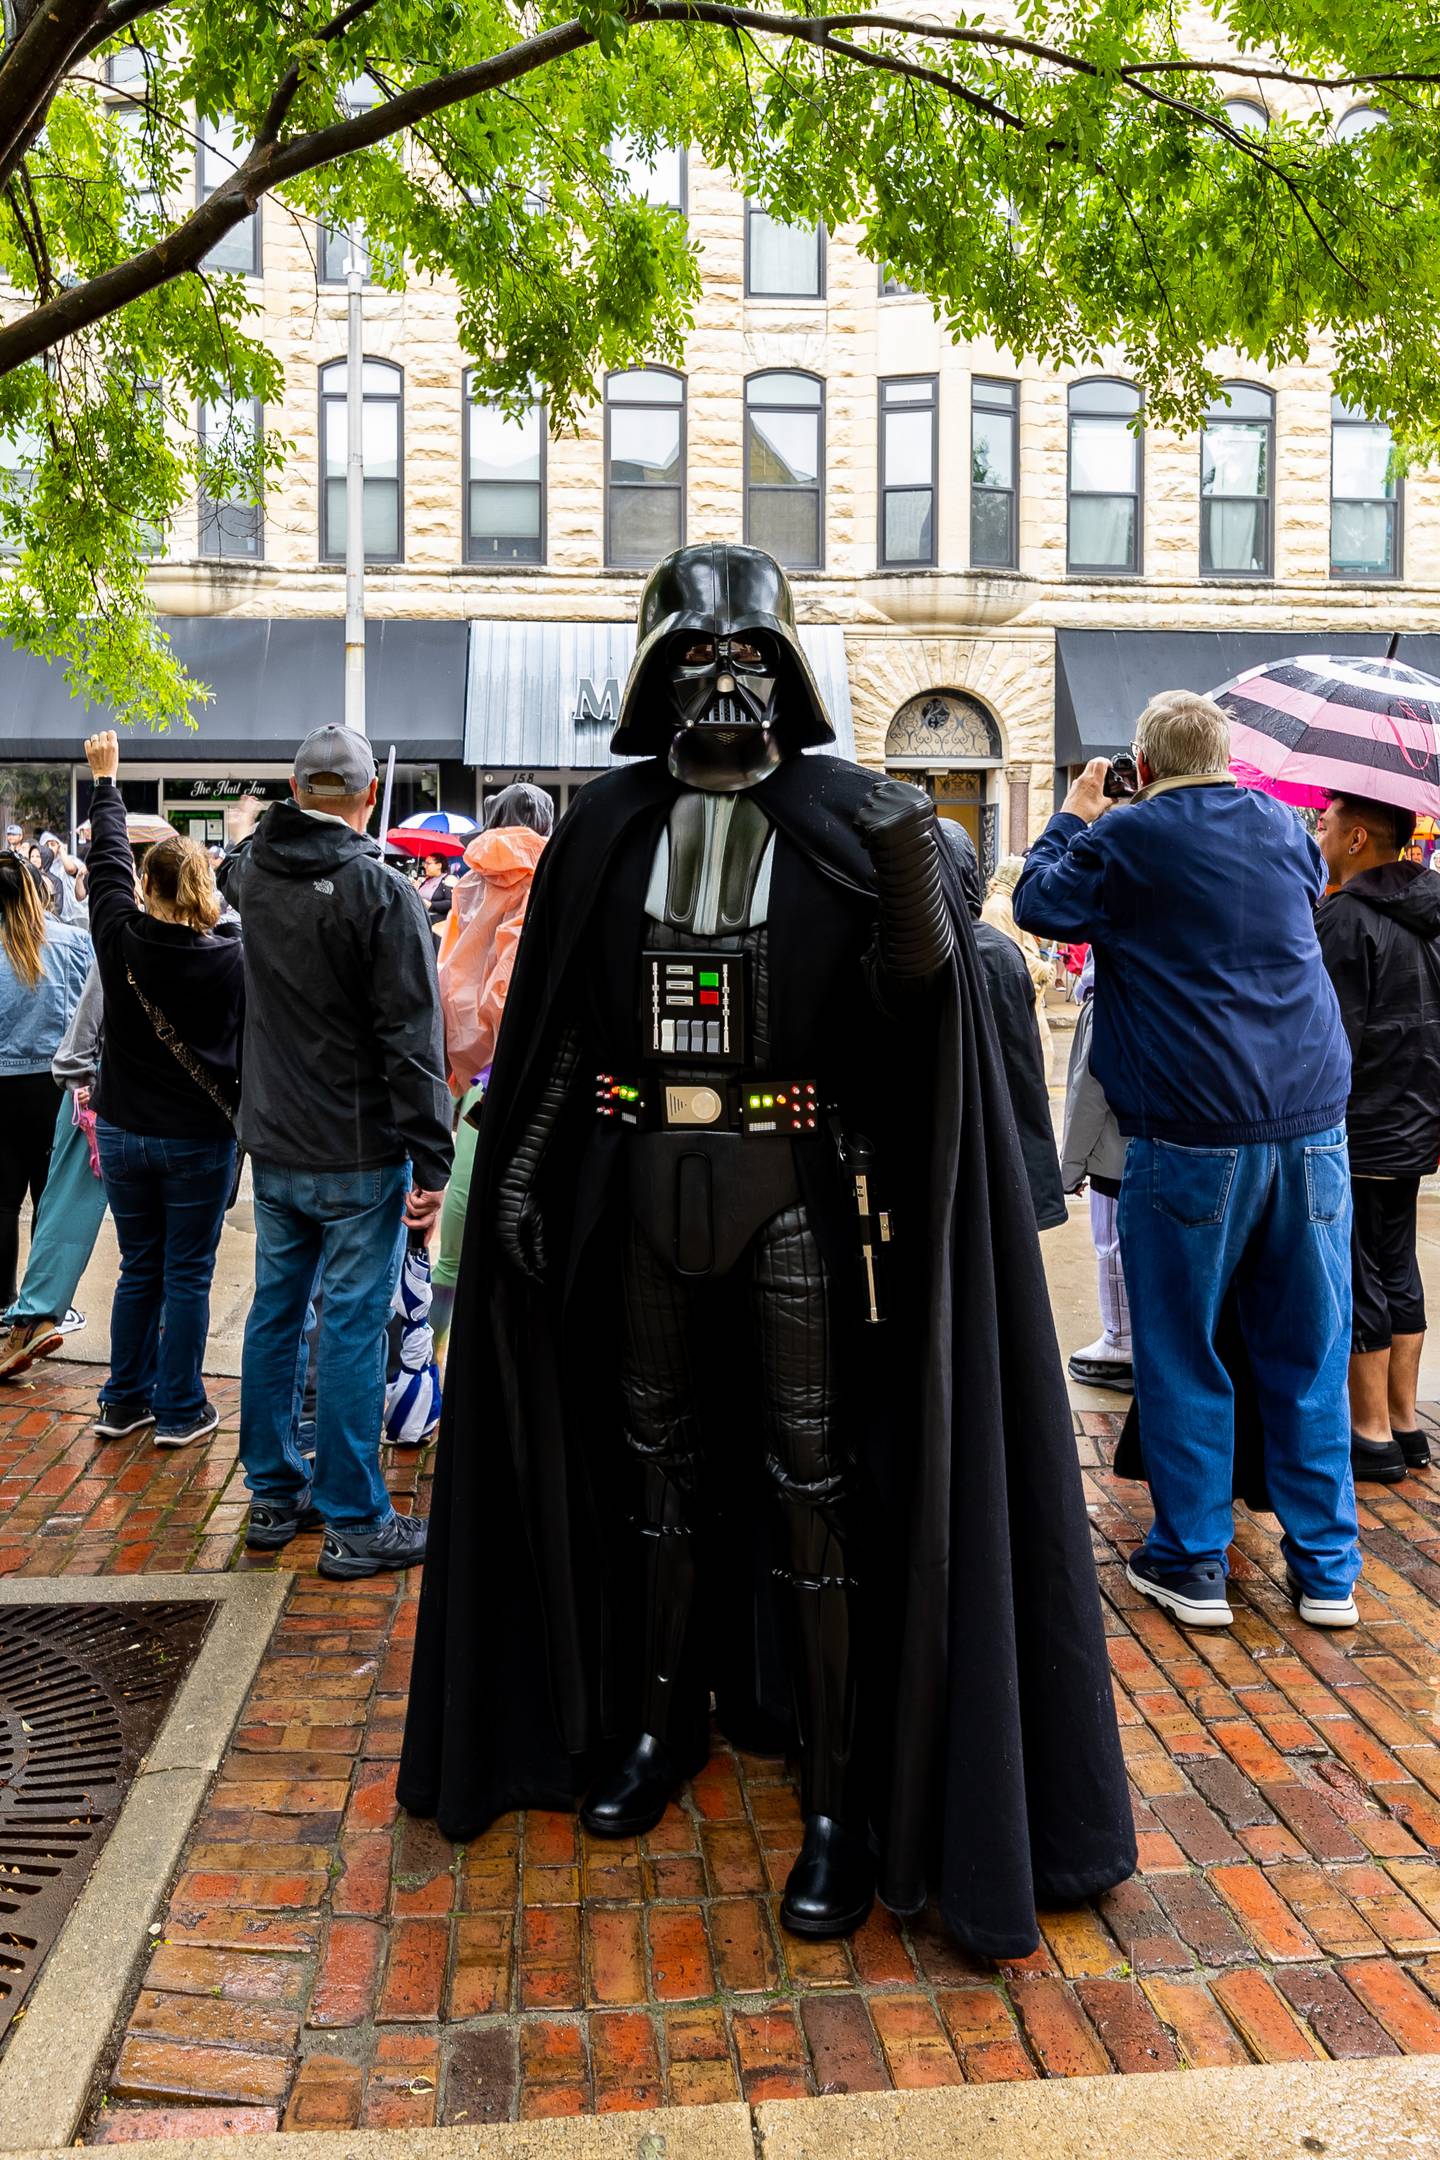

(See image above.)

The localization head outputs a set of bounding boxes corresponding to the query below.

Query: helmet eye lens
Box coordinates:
[730,639,765,670]
[680,638,716,666]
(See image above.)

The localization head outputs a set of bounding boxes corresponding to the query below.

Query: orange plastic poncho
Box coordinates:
[436,824,548,1093]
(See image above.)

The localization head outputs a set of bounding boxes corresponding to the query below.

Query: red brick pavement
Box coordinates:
[2,1369,1439,2138]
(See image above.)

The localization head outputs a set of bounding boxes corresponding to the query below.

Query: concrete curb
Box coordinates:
[0,1571,291,2152]
[5,2057,1440,2160]
[756,2055,1440,2158]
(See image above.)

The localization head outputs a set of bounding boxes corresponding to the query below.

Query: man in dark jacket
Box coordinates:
[221,725,452,1579]
[941,823,1066,1231]
[1316,795,1440,1484]
[1015,692,1358,1632]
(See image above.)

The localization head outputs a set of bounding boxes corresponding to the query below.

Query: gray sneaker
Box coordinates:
[318,1510,428,1580]
[245,1492,323,1551]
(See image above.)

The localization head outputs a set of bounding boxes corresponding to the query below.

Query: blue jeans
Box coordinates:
[241,1162,409,1528]
[96,1120,236,1430]
[1118,1127,1360,1601]
[5,1091,108,1327]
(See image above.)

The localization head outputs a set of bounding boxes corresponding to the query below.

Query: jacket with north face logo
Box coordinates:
[219,801,453,1189]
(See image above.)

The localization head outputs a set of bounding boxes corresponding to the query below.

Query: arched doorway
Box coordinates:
[884,690,1004,876]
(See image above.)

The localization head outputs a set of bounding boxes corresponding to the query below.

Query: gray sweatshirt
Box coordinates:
[51,961,103,1091]
[1060,995,1128,1191]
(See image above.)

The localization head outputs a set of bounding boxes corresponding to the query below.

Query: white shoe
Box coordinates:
[57,1307,85,1335]
[1286,1570,1358,1628]
[1072,1334,1131,1366]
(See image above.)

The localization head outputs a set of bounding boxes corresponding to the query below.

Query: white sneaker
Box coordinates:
[1072,1334,1131,1366]
[1286,1570,1358,1628]
[57,1308,85,1335]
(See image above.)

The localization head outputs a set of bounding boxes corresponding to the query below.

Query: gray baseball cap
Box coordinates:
[293,724,376,797]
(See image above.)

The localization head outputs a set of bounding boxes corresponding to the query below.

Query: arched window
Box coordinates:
[745,372,824,570]
[604,368,685,568]
[1067,379,1142,575]
[1222,98,1268,134]
[319,357,403,563]
[464,374,545,565]
[1336,105,1385,141]
[1201,383,1273,578]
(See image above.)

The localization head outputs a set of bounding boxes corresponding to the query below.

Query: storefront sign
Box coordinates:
[173,777,292,801]
[572,677,621,735]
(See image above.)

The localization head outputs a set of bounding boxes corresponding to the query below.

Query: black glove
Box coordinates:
[855,780,954,988]
[495,1027,579,1283]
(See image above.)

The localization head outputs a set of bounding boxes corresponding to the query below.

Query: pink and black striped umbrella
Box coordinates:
[1212,652,1440,817]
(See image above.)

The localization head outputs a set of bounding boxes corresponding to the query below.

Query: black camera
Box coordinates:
[1103,754,1138,800]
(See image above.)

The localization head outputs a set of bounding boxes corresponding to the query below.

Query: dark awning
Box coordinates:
[1056,629,1440,765]
[0,618,469,762]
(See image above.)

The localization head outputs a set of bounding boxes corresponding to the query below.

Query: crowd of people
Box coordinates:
[0,689,1433,1629]
[0,724,550,1580]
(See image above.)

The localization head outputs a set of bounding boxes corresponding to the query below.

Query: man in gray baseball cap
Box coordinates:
[219,723,452,1579]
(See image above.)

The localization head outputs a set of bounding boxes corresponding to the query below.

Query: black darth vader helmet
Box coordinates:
[610,544,836,758]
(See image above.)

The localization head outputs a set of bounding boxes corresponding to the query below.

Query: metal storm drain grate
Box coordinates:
[0,1602,213,2047]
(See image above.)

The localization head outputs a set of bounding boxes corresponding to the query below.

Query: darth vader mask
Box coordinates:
[667,630,783,791]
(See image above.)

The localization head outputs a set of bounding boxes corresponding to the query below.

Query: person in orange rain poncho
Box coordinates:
[431,783,554,1349]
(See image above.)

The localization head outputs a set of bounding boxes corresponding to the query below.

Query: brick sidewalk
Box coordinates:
[1,1368,1439,2138]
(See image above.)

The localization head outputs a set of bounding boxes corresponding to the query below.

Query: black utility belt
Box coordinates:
[596,1073,823,1136]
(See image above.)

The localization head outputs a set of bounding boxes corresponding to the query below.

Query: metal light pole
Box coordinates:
[343,226,366,736]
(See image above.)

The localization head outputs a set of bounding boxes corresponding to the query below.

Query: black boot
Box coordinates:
[581,1732,684,1837]
[781,1813,874,1938]
[582,1461,703,1838]
[775,1494,872,1938]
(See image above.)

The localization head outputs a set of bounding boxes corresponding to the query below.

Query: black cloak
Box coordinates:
[398,752,1135,1959]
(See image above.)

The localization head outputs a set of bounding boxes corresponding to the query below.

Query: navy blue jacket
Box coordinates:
[1013,780,1349,1147]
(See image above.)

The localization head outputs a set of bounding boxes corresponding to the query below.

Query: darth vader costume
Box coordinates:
[398,544,1135,1955]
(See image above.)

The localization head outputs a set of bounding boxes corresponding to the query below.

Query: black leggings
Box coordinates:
[0,1073,60,1309]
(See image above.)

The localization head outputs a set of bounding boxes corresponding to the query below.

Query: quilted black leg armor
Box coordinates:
[751,1204,859,1823]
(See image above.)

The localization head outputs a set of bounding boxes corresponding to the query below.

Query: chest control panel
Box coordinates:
[643,949,746,1064]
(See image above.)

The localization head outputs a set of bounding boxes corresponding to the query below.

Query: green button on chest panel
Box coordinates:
[643,949,746,1063]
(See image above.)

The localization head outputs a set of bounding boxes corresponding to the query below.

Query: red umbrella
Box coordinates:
[385,810,478,861]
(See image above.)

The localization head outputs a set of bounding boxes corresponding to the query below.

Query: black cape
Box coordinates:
[398,753,1135,1958]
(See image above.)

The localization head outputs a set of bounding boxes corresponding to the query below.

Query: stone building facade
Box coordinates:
[8,96,1440,859]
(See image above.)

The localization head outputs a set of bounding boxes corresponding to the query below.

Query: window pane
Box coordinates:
[362,400,398,480]
[323,398,346,477]
[747,372,821,408]
[883,379,933,407]
[1332,500,1395,575]
[971,489,1014,568]
[884,409,932,488]
[1336,105,1384,141]
[974,378,1016,409]
[748,410,818,488]
[1069,495,1135,569]
[1223,99,1268,134]
[1202,421,1267,497]
[469,402,541,482]
[323,474,345,555]
[883,489,933,564]
[1203,499,1266,575]
[1071,415,1136,493]
[1333,424,1393,499]
[1208,384,1271,420]
[610,408,680,485]
[613,139,684,208]
[972,410,1014,491]
[107,42,147,86]
[750,489,819,567]
[204,219,257,273]
[611,487,681,563]
[608,370,682,405]
[321,224,369,279]
[362,476,398,556]
[749,210,821,295]
[1069,380,1140,416]
[468,482,541,559]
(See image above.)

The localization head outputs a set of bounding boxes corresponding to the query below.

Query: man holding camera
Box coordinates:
[1014,692,1359,1631]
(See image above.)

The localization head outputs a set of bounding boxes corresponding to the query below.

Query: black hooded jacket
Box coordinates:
[1316,861,1440,1177]
[219,801,452,1189]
